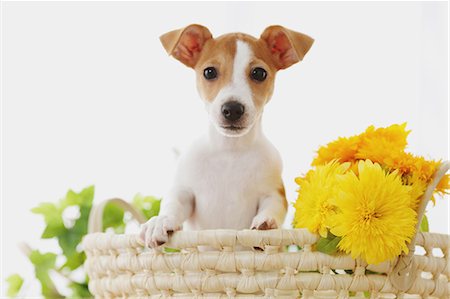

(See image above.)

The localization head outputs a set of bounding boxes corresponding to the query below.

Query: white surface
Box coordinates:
[1,1,448,296]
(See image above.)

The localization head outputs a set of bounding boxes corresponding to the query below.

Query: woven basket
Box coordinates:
[83,162,450,298]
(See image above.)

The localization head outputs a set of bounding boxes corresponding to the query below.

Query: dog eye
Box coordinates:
[203,67,218,80]
[250,67,267,82]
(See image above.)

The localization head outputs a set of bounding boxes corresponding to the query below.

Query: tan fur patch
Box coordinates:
[195,34,236,102]
[278,185,288,209]
[247,38,278,107]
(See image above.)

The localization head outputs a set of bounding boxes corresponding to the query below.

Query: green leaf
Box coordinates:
[58,188,94,269]
[31,202,59,217]
[58,208,89,269]
[41,223,66,239]
[29,250,63,299]
[364,291,371,298]
[58,227,80,259]
[6,274,24,297]
[420,214,429,232]
[32,186,95,240]
[68,282,91,298]
[60,251,86,271]
[102,202,125,233]
[163,247,180,253]
[63,186,95,208]
[32,203,65,239]
[316,233,341,255]
[132,194,161,219]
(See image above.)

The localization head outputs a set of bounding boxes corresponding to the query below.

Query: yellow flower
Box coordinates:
[312,136,360,166]
[405,174,428,209]
[436,174,450,196]
[390,153,439,182]
[313,123,410,167]
[294,161,350,237]
[430,174,450,205]
[330,160,417,264]
[355,123,410,163]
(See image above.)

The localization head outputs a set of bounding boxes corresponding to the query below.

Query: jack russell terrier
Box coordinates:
[140,24,313,248]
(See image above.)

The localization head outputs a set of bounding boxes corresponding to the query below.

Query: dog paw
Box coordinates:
[251,215,278,230]
[139,215,180,248]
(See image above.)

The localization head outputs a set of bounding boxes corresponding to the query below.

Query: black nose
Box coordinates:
[221,101,245,121]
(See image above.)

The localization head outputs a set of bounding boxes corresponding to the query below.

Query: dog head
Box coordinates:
[160,24,313,137]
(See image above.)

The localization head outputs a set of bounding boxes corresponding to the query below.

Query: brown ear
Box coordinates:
[260,25,314,70]
[160,24,213,68]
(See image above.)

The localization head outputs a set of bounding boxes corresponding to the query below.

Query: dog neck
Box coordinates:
[208,116,263,151]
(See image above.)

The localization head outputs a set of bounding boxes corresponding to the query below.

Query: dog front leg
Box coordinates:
[251,191,287,230]
[140,187,194,248]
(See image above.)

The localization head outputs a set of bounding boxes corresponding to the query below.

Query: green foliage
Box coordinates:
[69,281,93,299]
[316,233,341,255]
[163,247,181,253]
[420,214,429,232]
[6,274,23,297]
[29,251,63,298]
[6,186,160,298]
[103,202,125,233]
[132,194,161,219]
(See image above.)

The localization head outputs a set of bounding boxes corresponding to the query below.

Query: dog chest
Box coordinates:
[180,145,281,229]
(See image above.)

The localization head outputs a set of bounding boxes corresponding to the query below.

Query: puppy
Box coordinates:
[140,24,313,247]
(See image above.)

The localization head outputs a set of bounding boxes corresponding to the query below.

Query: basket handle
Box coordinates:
[389,161,450,291]
[88,198,147,233]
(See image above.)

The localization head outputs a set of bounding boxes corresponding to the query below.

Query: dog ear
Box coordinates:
[160,24,213,68]
[260,25,314,70]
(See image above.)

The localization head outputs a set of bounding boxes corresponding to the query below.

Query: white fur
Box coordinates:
[140,40,287,248]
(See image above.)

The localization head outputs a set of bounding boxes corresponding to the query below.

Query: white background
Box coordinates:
[1,1,448,297]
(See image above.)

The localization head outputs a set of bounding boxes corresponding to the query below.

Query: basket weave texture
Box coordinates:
[83,163,450,298]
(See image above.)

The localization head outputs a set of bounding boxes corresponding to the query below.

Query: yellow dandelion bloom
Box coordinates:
[362,123,409,150]
[413,157,440,182]
[330,160,417,264]
[313,124,410,167]
[387,153,439,182]
[348,161,360,176]
[312,136,360,166]
[355,123,410,163]
[429,174,450,205]
[436,174,450,196]
[294,161,350,237]
[405,174,428,209]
